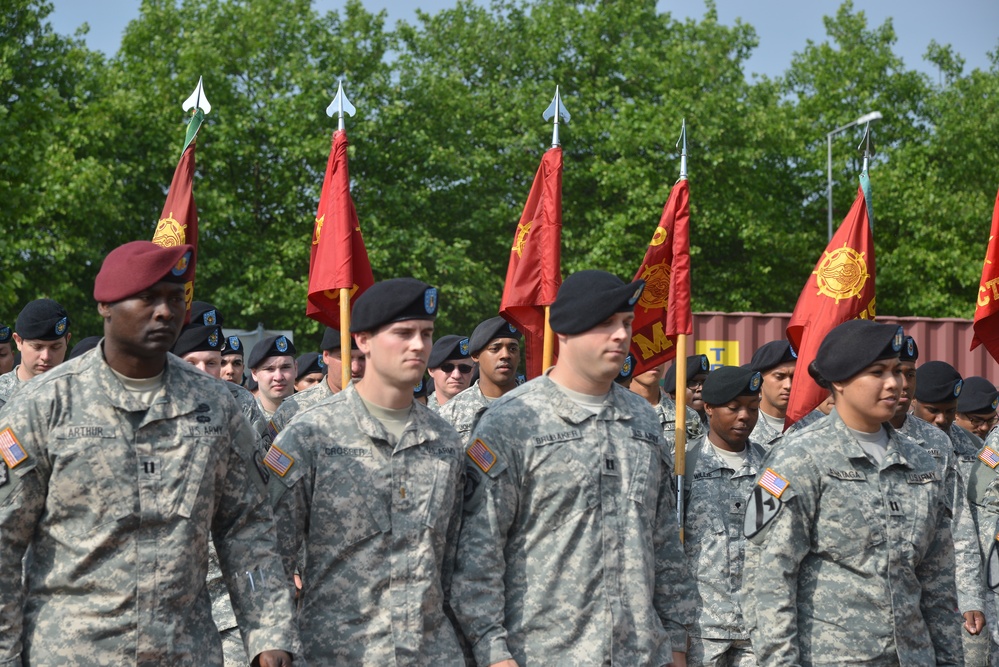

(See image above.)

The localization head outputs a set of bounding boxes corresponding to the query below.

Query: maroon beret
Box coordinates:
[94,241,195,302]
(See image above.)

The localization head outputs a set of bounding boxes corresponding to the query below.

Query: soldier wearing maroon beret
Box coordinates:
[0,241,298,666]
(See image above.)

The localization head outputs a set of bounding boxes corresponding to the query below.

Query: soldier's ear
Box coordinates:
[97,302,112,319]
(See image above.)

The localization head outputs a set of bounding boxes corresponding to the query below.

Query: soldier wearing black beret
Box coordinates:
[748,341,798,450]
[265,277,468,664]
[0,324,13,375]
[220,334,245,385]
[437,316,522,440]
[248,335,298,419]
[426,334,473,412]
[682,364,765,664]
[294,352,326,392]
[665,353,711,429]
[911,361,973,446]
[172,324,224,376]
[955,376,999,441]
[0,298,73,407]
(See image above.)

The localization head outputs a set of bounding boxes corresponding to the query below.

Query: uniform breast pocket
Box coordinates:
[176,436,221,519]
[313,463,388,562]
[48,437,132,538]
[422,458,457,532]
[814,485,884,561]
[528,440,599,528]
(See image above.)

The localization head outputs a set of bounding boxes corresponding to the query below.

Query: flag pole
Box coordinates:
[326,79,357,390]
[673,119,689,542]
[541,86,569,371]
[857,123,874,232]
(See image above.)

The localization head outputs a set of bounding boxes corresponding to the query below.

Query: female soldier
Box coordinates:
[742,319,961,666]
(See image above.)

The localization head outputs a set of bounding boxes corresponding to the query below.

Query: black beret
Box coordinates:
[549,270,645,335]
[914,360,964,403]
[172,325,222,357]
[414,374,430,398]
[809,321,903,385]
[615,354,636,385]
[958,376,999,414]
[16,299,70,340]
[94,241,192,302]
[429,334,471,369]
[469,316,521,355]
[246,376,258,392]
[320,327,359,352]
[749,340,796,373]
[247,335,297,369]
[67,335,102,361]
[296,352,325,379]
[899,336,918,363]
[0,325,11,344]
[702,365,762,404]
[350,278,438,333]
[190,301,223,327]
[664,354,711,392]
[221,335,243,356]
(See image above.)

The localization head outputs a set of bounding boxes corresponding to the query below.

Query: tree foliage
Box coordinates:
[3,0,998,346]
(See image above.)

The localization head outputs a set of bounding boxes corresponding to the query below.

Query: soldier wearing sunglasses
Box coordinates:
[427,334,474,412]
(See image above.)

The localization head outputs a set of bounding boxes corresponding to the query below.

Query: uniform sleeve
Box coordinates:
[266,421,313,589]
[0,402,48,665]
[950,462,985,614]
[743,455,817,666]
[439,441,466,650]
[451,423,519,667]
[653,445,692,658]
[212,405,299,662]
[916,477,963,666]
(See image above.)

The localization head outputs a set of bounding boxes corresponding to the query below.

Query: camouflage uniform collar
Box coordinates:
[827,408,915,470]
[346,383,441,452]
[689,433,764,477]
[539,376,634,423]
[89,349,201,417]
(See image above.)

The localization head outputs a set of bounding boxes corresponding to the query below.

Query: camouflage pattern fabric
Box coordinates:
[268,384,465,666]
[0,351,297,666]
[743,408,962,666]
[452,376,694,667]
[426,390,444,413]
[437,381,489,441]
[656,391,703,460]
[682,434,765,646]
[750,410,823,453]
[0,367,22,409]
[269,377,334,435]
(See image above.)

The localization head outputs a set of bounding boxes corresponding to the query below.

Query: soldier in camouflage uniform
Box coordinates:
[267,277,465,665]
[628,361,702,458]
[665,353,711,432]
[438,316,522,440]
[682,365,765,666]
[743,320,962,666]
[888,338,988,663]
[912,360,985,459]
[0,241,297,666]
[248,335,298,420]
[453,270,693,667]
[0,299,72,408]
[956,376,999,441]
[426,334,473,412]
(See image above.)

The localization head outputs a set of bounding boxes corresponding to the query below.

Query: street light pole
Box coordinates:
[827,111,882,241]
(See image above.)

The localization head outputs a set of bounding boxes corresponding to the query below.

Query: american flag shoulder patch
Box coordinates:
[467,439,496,473]
[263,444,294,477]
[979,446,999,469]
[0,428,28,469]
[759,468,790,499]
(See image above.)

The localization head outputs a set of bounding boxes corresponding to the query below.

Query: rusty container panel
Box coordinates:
[691,312,999,386]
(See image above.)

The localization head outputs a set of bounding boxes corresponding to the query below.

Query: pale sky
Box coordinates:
[48,0,998,80]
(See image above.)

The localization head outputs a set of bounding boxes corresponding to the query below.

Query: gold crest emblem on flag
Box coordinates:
[813,244,869,304]
[152,212,187,247]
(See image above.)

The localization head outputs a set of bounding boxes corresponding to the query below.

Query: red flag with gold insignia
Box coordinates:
[972,187,999,361]
[152,141,199,316]
[307,129,375,329]
[629,178,691,375]
[500,147,563,379]
[785,179,875,427]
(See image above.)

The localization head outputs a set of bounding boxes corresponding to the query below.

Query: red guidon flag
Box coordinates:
[152,141,199,316]
[629,178,692,375]
[785,178,875,427]
[307,129,374,329]
[500,147,563,379]
[972,186,999,362]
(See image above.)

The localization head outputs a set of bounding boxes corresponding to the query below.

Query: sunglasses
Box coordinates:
[441,362,474,374]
